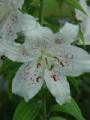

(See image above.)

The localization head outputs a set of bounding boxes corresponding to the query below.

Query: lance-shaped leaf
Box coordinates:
[51,98,85,120]
[66,0,86,14]
[49,116,66,120]
[13,100,41,120]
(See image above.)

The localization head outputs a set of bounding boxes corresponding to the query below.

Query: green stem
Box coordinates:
[39,0,44,24]
[43,88,47,120]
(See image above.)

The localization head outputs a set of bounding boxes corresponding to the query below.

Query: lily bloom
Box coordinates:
[0,0,24,42]
[0,14,43,62]
[0,0,40,62]
[11,22,90,105]
[75,0,90,44]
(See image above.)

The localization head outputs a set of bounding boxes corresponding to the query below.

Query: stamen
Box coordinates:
[51,74,58,81]
[54,56,64,67]
[45,57,48,65]
[49,64,54,70]
[54,56,59,62]
[60,61,64,67]
[37,63,41,68]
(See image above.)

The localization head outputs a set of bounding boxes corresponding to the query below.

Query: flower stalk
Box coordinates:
[42,88,47,120]
[39,0,44,24]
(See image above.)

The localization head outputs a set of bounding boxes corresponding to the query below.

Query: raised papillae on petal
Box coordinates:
[12,61,44,102]
[45,66,71,105]
[48,44,90,76]
[55,22,79,44]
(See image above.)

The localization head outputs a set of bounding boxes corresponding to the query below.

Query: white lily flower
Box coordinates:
[0,13,42,62]
[75,0,90,44]
[0,2,40,62]
[0,0,24,42]
[12,22,90,105]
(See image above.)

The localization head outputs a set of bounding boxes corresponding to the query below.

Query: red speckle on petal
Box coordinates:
[22,48,29,56]
[36,76,42,82]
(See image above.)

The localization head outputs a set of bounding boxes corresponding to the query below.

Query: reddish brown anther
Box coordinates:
[37,63,41,68]
[51,74,58,81]
[60,61,64,67]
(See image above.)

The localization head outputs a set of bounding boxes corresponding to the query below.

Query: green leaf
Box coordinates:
[66,0,86,14]
[79,29,85,45]
[51,98,85,120]
[49,116,66,120]
[13,100,41,120]
[68,77,80,93]
[0,59,21,97]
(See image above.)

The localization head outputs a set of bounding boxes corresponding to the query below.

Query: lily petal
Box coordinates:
[48,44,90,76]
[0,10,22,42]
[21,13,39,34]
[0,40,32,62]
[13,0,24,8]
[12,61,44,102]
[81,17,90,44]
[55,22,79,44]
[0,0,11,21]
[45,67,71,105]
[75,0,88,20]
[0,0,25,42]
[25,26,54,58]
[75,0,90,45]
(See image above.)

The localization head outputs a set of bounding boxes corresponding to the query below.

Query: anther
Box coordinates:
[37,63,41,68]
[51,74,58,81]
